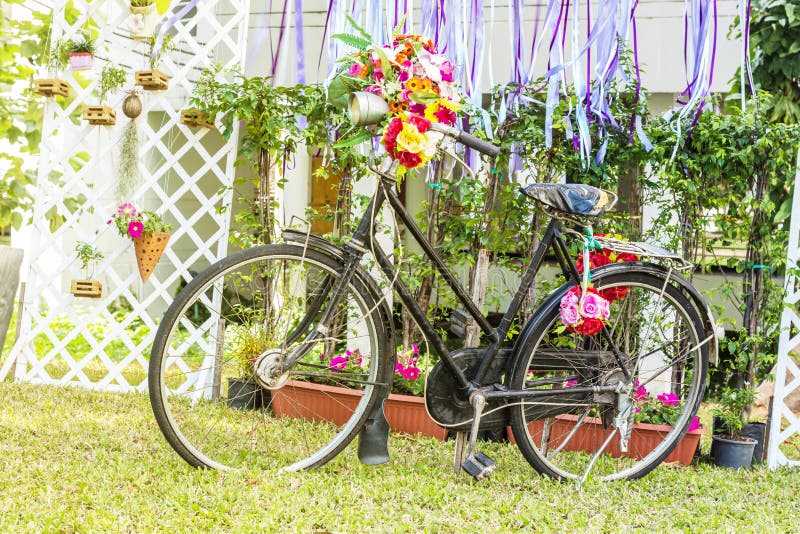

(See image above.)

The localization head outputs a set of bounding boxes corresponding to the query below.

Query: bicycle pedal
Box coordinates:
[461,452,497,481]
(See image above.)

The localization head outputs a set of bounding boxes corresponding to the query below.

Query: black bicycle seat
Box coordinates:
[520,183,615,217]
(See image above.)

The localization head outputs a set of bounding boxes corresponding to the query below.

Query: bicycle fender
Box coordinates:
[509,262,718,380]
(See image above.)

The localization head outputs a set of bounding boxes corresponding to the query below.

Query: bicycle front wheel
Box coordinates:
[149,244,391,471]
[509,270,708,481]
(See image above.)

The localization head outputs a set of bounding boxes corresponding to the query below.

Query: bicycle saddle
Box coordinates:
[520,183,615,217]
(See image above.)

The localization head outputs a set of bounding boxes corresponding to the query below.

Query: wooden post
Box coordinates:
[0,246,24,354]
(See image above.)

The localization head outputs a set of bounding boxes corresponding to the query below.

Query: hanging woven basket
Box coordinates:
[133,231,170,282]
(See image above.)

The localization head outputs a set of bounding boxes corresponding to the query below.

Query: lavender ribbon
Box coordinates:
[294,0,305,84]
[152,0,201,65]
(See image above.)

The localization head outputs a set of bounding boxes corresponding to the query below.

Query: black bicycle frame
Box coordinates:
[338,174,584,395]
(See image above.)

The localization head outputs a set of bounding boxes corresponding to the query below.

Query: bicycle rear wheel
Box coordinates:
[509,270,708,481]
[149,244,390,471]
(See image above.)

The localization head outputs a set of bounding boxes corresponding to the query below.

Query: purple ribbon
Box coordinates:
[152,0,201,65]
[294,0,305,84]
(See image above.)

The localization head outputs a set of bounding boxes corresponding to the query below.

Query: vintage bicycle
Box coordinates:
[149,92,716,482]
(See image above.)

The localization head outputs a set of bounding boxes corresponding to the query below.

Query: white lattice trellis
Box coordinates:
[768,148,800,469]
[3,0,250,392]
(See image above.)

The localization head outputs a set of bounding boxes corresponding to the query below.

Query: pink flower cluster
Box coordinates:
[559,286,610,336]
[396,343,421,381]
[108,202,145,239]
[634,381,700,431]
[325,349,363,373]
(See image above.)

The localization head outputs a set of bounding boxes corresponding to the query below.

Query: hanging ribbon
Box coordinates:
[151,0,201,65]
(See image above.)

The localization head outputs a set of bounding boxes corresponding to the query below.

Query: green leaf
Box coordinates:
[332,130,373,148]
[345,15,373,41]
[331,33,371,50]
[408,92,441,104]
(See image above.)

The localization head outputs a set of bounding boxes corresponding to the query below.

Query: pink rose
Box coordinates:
[579,292,606,320]
[560,304,580,326]
[598,297,610,320]
[560,289,580,309]
[348,63,362,76]
[365,84,383,96]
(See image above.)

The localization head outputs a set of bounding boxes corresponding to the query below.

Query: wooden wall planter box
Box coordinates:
[134,70,169,91]
[83,105,116,126]
[180,109,215,129]
[70,279,102,299]
[511,414,704,466]
[271,380,448,440]
[34,78,71,98]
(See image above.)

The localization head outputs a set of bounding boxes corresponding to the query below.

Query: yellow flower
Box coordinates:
[396,122,437,161]
[438,99,460,111]
[423,102,440,122]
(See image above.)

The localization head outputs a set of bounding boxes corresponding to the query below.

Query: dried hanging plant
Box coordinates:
[117,91,142,199]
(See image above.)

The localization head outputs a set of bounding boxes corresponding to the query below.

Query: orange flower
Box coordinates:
[359,64,369,77]
[395,52,408,65]
[418,79,434,93]
[406,77,425,92]
[389,100,409,114]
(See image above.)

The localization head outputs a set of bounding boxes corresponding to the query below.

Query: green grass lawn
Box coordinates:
[1,381,799,532]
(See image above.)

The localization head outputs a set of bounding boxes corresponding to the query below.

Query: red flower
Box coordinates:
[397,150,422,168]
[408,114,431,133]
[385,117,403,138]
[601,287,629,302]
[576,251,611,274]
[433,106,456,125]
[574,317,605,336]
[615,252,639,263]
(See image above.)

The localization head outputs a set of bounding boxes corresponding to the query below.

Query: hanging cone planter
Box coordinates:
[133,231,170,282]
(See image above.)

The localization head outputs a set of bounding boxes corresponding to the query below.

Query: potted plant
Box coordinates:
[70,241,104,298]
[711,386,759,469]
[134,33,173,91]
[507,380,705,466]
[108,202,172,282]
[128,0,159,40]
[34,38,71,98]
[225,319,272,410]
[83,65,126,126]
[66,34,96,71]
[271,344,448,439]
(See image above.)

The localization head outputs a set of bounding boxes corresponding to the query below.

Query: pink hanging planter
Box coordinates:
[69,52,93,71]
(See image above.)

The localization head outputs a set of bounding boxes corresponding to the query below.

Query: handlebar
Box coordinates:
[428,123,501,158]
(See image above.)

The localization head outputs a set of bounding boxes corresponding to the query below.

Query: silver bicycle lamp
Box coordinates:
[348,92,389,126]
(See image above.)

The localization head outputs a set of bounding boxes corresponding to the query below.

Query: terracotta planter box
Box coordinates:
[271,380,447,440]
[510,414,704,466]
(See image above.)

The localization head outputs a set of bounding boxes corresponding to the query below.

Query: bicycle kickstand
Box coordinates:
[460,392,497,481]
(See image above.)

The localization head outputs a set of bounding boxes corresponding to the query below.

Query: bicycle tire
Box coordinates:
[149,244,391,471]
[509,269,708,481]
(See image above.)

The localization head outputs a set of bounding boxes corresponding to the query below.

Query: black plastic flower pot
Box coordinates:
[709,416,729,460]
[227,377,269,410]
[741,422,767,464]
[712,435,757,469]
